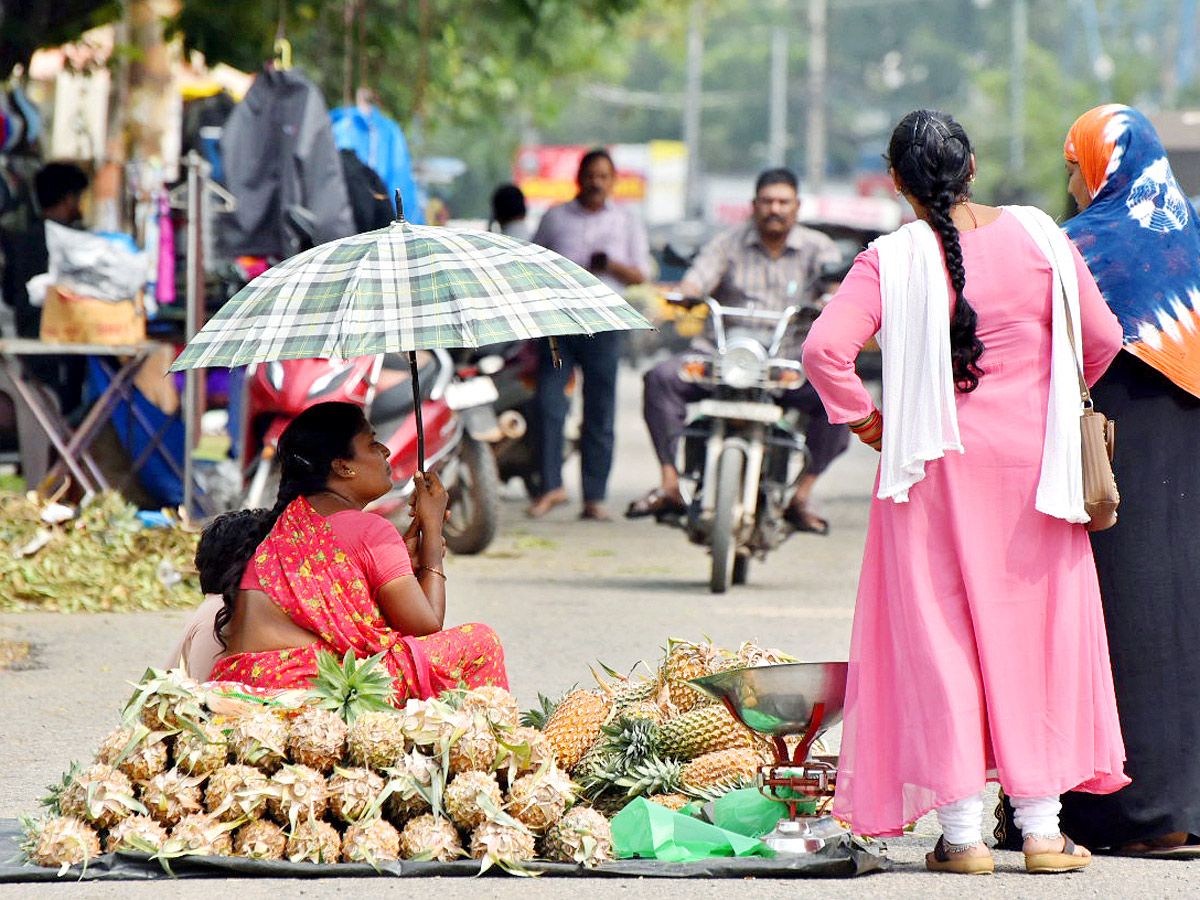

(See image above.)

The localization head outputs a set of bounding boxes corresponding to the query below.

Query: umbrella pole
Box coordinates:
[409,351,425,473]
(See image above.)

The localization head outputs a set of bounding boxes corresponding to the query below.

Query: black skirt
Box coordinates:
[1054,351,1200,847]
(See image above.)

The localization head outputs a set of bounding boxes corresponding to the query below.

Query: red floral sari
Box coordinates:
[210,497,507,701]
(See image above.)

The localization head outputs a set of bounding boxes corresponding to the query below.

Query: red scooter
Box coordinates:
[238,349,502,554]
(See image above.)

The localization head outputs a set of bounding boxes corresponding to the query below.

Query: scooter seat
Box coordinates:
[372,355,440,422]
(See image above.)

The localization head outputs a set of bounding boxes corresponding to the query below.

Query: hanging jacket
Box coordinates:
[330,104,425,224]
[219,68,355,257]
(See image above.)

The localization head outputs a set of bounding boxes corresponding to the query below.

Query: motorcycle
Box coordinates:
[659,280,837,593]
[236,349,503,554]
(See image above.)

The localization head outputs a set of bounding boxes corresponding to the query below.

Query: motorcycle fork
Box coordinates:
[700,420,725,514]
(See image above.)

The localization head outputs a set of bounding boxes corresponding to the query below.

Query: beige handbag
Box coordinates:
[1062,294,1120,531]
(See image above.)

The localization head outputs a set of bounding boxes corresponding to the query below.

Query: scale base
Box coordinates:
[763,815,849,855]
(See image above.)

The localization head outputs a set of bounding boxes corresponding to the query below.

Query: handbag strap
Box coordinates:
[1053,256,1094,412]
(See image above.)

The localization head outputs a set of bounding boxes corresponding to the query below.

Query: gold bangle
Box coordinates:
[417,565,446,580]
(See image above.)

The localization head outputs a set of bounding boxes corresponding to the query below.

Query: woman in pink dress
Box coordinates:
[802,110,1128,874]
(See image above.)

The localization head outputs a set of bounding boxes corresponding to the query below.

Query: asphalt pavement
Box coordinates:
[1,363,1195,898]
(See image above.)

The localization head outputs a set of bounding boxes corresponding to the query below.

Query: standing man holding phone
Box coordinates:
[528,148,651,520]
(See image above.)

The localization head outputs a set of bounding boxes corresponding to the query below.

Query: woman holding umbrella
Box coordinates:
[207,401,508,699]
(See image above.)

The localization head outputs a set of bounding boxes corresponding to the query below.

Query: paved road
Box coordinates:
[1,365,1194,898]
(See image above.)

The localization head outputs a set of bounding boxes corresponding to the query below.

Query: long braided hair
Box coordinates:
[207,401,370,648]
[887,109,986,392]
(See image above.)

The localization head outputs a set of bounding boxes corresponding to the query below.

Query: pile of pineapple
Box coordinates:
[529,638,795,813]
[22,653,612,875]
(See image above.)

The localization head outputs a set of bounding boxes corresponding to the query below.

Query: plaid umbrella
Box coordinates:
[170,218,653,469]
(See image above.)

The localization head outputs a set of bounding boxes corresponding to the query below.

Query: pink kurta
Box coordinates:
[802,209,1129,837]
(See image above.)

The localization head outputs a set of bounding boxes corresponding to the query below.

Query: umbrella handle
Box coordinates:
[409,351,425,473]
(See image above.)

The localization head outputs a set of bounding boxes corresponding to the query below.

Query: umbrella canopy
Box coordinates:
[170,220,652,372]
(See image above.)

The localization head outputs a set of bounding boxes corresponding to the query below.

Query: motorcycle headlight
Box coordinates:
[720,343,768,389]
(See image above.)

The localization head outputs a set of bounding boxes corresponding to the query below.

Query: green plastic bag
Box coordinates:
[710,787,819,839]
[610,798,775,862]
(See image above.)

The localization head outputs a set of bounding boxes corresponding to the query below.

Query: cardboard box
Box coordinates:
[39,284,146,345]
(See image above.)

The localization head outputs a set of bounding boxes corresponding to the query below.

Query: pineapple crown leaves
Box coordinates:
[377,760,446,822]
[120,667,208,740]
[83,775,149,820]
[612,756,685,799]
[306,649,397,724]
[39,761,83,816]
[518,692,566,730]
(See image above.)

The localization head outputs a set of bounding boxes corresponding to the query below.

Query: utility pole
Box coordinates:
[805,0,827,193]
[683,3,704,218]
[1010,0,1027,178]
[768,28,788,168]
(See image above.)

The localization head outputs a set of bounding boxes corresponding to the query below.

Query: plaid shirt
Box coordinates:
[684,221,842,312]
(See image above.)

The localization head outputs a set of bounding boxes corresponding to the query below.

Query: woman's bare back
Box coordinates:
[219,589,320,657]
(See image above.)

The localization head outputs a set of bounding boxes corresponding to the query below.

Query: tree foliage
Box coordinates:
[0,0,121,78]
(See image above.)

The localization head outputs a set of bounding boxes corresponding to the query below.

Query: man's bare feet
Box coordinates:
[581,502,612,521]
[526,487,568,518]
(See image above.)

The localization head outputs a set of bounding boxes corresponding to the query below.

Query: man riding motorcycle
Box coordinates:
[627,167,849,534]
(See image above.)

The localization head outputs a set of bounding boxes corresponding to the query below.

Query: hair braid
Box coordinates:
[887,109,986,393]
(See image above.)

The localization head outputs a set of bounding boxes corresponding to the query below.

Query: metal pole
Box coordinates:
[805,0,827,192]
[409,351,425,472]
[768,28,788,168]
[683,3,704,218]
[182,151,202,515]
[1010,0,1028,177]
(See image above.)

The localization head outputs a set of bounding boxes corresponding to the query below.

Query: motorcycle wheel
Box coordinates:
[710,445,745,594]
[732,554,750,585]
[443,434,501,555]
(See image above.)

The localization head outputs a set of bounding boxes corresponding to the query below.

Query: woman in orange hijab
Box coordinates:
[1052,104,1200,857]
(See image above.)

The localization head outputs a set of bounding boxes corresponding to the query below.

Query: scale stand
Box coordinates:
[691,662,850,855]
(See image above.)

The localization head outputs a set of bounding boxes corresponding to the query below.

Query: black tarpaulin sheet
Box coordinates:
[0,819,887,881]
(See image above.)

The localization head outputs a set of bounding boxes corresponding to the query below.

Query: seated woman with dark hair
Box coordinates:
[207,401,508,700]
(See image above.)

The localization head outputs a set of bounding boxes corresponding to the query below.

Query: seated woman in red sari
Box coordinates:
[208,401,508,700]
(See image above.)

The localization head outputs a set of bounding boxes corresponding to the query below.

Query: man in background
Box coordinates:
[628,168,849,534]
[529,148,651,521]
[0,161,90,415]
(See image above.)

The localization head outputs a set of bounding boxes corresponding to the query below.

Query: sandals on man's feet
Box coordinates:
[625,488,686,520]
[925,836,995,875]
[1025,834,1091,873]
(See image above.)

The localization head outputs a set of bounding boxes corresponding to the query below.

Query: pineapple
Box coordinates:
[500,726,556,779]
[399,814,462,861]
[287,706,347,772]
[140,768,205,826]
[735,641,796,668]
[285,819,342,863]
[444,770,502,831]
[456,685,520,729]
[505,768,574,832]
[680,747,761,796]
[540,806,613,867]
[169,813,236,855]
[342,817,401,863]
[541,690,611,772]
[122,667,206,734]
[646,793,691,811]
[446,724,499,776]
[58,763,145,830]
[659,639,732,713]
[658,705,760,759]
[268,764,328,827]
[383,750,438,823]
[205,764,273,822]
[611,756,684,800]
[305,649,397,723]
[347,710,407,770]
[94,725,169,782]
[22,816,101,870]
[228,710,289,771]
[233,819,288,860]
[575,717,660,801]
[173,720,229,776]
[327,766,385,823]
[469,821,536,865]
[394,698,460,748]
[104,815,168,852]
[620,700,666,725]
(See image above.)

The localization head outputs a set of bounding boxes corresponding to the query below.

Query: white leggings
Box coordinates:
[936,792,1061,846]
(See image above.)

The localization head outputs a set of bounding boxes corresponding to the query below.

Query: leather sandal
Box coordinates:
[925,836,995,875]
[1025,834,1091,873]
[783,501,830,535]
[625,488,686,519]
